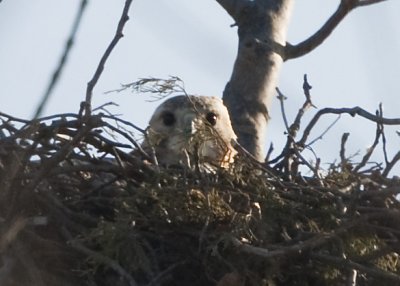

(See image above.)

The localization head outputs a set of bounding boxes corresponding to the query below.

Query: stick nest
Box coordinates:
[0,108,399,286]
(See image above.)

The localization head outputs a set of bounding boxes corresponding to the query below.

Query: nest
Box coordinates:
[0,106,399,286]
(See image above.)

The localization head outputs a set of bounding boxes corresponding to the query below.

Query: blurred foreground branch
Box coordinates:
[33,0,88,119]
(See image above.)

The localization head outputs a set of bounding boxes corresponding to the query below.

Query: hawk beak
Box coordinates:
[182,113,197,135]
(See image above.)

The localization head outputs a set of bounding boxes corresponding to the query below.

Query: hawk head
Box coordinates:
[142,95,237,169]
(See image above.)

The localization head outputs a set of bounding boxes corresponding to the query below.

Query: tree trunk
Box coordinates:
[218,0,294,161]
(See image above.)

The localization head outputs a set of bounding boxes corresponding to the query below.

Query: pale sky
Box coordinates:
[1,1,399,174]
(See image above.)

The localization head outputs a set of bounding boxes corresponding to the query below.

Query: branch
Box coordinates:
[284,0,388,60]
[84,0,133,117]
[312,252,400,283]
[33,0,88,119]
[229,220,357,260]
[340,132,350,169]
[354,108,383,172]
[383,151,400,177]
[298,106,400,148]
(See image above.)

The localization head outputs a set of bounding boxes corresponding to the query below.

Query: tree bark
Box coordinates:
[218,0,294,161]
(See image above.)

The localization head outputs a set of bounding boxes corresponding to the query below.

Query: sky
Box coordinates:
[0,0,399,175]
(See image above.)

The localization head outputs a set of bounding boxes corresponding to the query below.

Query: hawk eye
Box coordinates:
[206,112,217,126]
[162,112,175,126]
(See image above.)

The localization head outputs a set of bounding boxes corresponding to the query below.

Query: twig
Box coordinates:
[265,143,274,162]
[298,106,400,148]
[0,111,31,124]
[302,74,314,105]
[84,0,133,117]
[306,115,341,147]
[232,139,278,178]
[354,109,383,172]
[276,88,290,131]
[33,0,88,119]
[378,104,390,165]
[229,221,354,260]
[340,132,350,169]
[102,121,150,159]
[353,245,397,263]
[101,114,146,134]
[383,151,400,177]
[146,261,187,286]
[287,75,316,139]
[62,227,138,286]
[312,252,400,283]
[272,80,318,177]
[22,116,101,194]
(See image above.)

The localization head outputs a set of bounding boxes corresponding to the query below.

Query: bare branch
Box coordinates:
[383,151,400,177]
[354,113,383,172]
[276,88,290,131]
[306,115,341,147]
[340,132,350,169]
[272,79,319,177]
[84,0,133,117]
[298,106,400,148]
[230,220,356,260]
[33,0,88,119]
[284,0,387,60]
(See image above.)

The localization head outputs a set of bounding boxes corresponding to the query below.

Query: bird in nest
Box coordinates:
[141,95,237,170]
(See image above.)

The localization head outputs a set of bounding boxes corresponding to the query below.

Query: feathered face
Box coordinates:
[142,95,237,169]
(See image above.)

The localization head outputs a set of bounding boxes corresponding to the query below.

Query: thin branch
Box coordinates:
[298,106,400,148]
[272,80,319,177]
[62,227,138,286]
[306,115,341,147]
[340,132,350,169]
[276,88,290,131]
[312,252,400,283]
[22,117,99,194]
[97,114,145,134]
[33,0,88,119]
[102,121,150,159]
[84,0,133,117]
[284,0,387,60]
[379,104,390,165]
[146,261,187,286]
[354,109,383,172]
[383,151,400,177]
[0,112,31,124]
[229,221,355,260]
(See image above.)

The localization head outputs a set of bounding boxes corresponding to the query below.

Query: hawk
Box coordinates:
[142,95,237,169]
